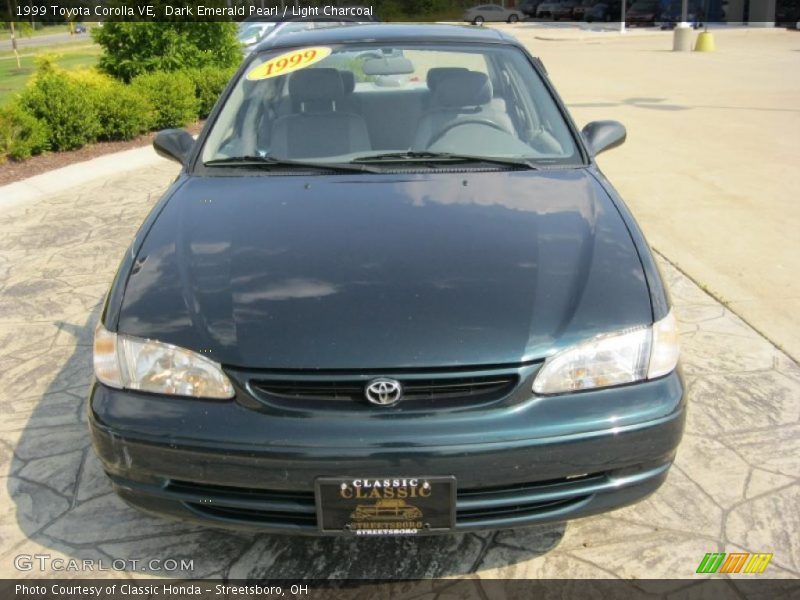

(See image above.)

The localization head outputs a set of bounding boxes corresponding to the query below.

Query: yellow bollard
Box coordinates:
[695,31,715,52]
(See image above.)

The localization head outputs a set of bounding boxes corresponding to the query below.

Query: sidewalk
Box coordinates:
[0,146,167,210]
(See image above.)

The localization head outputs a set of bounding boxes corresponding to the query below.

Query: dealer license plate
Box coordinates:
[315,476,456,536]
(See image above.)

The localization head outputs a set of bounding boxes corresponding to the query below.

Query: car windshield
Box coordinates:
[201,42,581,168]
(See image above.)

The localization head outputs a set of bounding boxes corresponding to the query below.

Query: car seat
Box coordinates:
[413,70,515,150]
[270,68,371,159]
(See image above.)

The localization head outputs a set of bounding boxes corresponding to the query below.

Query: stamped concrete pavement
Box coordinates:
[0,153,799,584]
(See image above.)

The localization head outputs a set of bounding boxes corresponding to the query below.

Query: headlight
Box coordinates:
[532,309,679,395]
[93,323,235,399]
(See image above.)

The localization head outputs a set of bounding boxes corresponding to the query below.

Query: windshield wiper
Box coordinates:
[349,151,541,170]
[204,155,377,173]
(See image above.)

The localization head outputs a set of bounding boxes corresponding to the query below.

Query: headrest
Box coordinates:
[338,70,356,95]
[433,71,492,108]
[289,68,344,103]
[426,67,468,92]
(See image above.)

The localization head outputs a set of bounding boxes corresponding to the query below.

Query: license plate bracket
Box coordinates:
[315,476,456,536]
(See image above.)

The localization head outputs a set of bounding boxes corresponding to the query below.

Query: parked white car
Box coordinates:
[237,19,354,55]
[237,22,277,49]
[463,4,525,24]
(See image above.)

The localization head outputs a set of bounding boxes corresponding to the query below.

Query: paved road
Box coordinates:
[0,156,798,582]
[2,31,89,50]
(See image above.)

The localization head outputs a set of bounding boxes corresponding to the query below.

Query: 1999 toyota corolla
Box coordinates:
[90,24,684,536]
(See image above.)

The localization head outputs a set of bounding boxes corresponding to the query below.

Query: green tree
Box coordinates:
[92,21,240,82]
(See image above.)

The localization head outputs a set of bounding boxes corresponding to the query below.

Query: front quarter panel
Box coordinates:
[523,46,669,321]
[588,167,671,321]
[101,174,191,331]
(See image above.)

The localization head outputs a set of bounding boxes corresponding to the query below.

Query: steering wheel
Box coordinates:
[424,118,509,149]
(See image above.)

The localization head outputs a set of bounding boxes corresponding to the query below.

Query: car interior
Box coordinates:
[263,67,525,158]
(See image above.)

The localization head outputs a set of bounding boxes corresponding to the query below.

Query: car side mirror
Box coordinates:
[153,129,195,165]
[581,120,626,156]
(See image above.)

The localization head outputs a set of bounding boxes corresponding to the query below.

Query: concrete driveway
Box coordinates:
[0,28,799,583]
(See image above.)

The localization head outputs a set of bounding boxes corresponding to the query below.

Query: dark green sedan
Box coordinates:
[90,24,684,536]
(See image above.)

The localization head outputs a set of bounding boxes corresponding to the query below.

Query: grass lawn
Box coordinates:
[0,44,101,105]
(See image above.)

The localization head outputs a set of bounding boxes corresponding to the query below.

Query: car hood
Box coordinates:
[117,169,652,369]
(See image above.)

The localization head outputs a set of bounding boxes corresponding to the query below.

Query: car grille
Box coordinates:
[248,373,519,410]
[169,473,602,530]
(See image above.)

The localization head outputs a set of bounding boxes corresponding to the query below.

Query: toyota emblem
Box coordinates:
[365,378,403,406]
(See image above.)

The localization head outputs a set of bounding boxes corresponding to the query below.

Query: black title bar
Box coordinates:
[2,579,799,600]
[5,1,389,23]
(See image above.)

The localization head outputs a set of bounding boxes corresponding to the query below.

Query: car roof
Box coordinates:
[243,14,376,23]
[254,23,519,53]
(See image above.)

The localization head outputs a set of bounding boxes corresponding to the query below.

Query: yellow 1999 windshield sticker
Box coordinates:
[246,46,333,81]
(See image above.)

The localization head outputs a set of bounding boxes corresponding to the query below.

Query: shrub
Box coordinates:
[46,69,154,142]
[65,67,116,90]
[185,65,236,118]
[95,81,154,141]
[0,103,49,162]
[19,69,101,151]
[93,21,241,82]
[33,52,60,74]
[93,83,154,141]
[131,71,199,130]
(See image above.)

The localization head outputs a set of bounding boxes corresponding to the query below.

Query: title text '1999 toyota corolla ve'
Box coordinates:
[90,24,684,536]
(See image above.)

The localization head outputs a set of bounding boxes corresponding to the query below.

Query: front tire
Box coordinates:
[473,16,485,25]
[508,14,519,23]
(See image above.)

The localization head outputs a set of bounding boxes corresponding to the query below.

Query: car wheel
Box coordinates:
[473,16,484,25]
[508,14,519,23]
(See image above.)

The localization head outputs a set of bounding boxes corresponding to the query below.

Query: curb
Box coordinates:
[0,144,169,212]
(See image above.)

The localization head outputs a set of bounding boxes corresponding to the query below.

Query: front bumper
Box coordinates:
[89,370,685,534]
